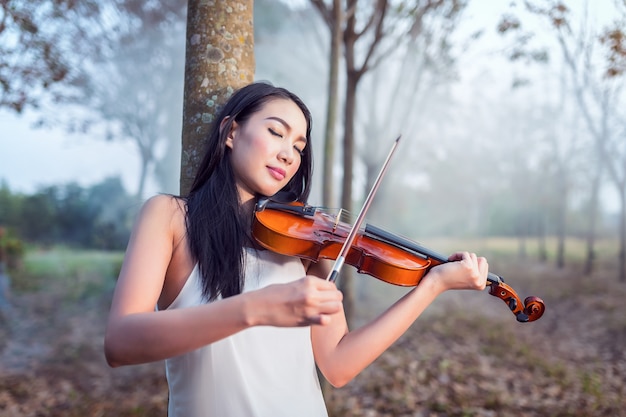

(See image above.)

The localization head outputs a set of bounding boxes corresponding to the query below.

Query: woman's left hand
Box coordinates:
[423,251,488,294]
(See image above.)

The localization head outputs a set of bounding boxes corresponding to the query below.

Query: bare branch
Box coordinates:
[309,0,332,28]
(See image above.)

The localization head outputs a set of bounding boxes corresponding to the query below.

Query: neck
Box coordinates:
[239,196,257,216]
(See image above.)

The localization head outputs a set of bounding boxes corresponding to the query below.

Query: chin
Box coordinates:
[258,184,286,198]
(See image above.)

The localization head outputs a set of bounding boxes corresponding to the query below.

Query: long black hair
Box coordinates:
[185,82,313,301]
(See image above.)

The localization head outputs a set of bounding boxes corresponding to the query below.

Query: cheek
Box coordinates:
[253,136,274,155]
[288,159,303,180]
[233,133,270,164]
[241,131,272,156]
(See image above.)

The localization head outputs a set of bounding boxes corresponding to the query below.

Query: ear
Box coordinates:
[221,117,238,149]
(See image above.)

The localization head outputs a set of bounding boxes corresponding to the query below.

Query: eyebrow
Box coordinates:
[267,116,308,143]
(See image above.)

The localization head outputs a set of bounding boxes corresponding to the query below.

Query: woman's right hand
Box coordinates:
[247,276,344,327]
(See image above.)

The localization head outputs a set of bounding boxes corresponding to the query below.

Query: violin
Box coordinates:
[252,198,545,323]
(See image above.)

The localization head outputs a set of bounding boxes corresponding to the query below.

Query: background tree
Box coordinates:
[0,179,132,249]
[544,1,626,280]
[357,0,468,223]
[310,0,343,208]
[85,21,186,199]
[498,0,626,279]
[73,0,187,198]
[0,1,101,113]
[180,0,255,195]
[2,0,188,198]
[601,0,626,78]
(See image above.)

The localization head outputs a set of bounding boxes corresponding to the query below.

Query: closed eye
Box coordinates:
[268,128,283,138]
[269,127,305,157]
[294,146,305,157]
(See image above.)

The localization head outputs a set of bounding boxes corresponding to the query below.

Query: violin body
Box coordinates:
[253,199,545,323]
[253,204,433,287]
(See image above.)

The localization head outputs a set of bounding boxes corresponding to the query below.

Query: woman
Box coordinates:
[104,82,488,417]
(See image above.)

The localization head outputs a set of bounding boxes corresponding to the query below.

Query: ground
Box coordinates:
[0,258,624,417]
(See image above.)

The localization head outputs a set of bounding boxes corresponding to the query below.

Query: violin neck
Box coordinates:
[364,224,503,285]
[363,224,447,263]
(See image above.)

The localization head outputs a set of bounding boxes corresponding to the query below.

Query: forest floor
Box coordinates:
[0,256,625,417]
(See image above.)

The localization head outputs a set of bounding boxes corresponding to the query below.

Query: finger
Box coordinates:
[447,251,466,262]
[306,314,332,326]
[468,252,478,266]
[478,257,489,279]
[303,315,323,326]
[308,277,343,301]
[477,256,488,270]
[310,275,340,291]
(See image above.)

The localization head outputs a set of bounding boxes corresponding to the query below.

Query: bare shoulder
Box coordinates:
[139,194,185,222]
[142,194,184,212]
[133,194,187,241]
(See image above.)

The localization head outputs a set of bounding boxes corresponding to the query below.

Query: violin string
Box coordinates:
[318,207,359,230]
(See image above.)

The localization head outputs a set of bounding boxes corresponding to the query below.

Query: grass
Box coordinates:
[9,246,124,299]
[421,236,620,264]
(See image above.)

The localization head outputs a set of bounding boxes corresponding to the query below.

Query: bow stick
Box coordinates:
[327,135,402,282]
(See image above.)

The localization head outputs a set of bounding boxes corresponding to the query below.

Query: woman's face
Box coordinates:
[225,98,308,203]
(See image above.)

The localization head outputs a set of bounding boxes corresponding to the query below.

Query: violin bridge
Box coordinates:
[333,208,343,232]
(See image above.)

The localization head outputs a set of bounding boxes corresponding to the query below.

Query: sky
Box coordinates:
[0,109,144,195]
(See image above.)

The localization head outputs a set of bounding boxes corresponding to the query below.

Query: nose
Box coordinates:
[278,143,295,165]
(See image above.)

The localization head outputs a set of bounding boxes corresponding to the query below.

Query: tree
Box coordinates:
[86,177,135,250]
[179,0,255,195]
[309,0,342,208]
[0,1,185,114]
[601,6,626,78]
[356,0,468,222]
[85,21,186,199]
[2,1,188,199]
[0,1,101,112]
[19,187,59,244]
[0,182,21,230]
[75,0,187,199]
[0,179,132,249]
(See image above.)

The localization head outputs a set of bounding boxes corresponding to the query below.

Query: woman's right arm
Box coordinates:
[104,195,342,367]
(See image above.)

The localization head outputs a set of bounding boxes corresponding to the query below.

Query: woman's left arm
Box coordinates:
[310,252,488,388]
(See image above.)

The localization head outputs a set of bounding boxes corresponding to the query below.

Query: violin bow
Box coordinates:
[327,135,402,282]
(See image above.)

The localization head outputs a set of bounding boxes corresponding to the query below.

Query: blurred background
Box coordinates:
[0,0,625,416]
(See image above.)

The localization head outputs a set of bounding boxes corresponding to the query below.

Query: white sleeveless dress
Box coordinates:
[164,248,329,417]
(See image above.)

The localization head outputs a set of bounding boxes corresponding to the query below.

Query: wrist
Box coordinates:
[241,287,279,327]
[240,291,262,327]
[420,268,446,297]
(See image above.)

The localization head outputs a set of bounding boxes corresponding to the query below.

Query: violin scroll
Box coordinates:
[487,275,545,322]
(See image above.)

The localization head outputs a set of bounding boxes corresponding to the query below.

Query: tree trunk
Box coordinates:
[321,0,342,208]
[337,0,389,326]
[555,176,567,269]
[337,75,359,325]
[180,0,255,196]
[537,214,548,263]
[518,233,527,260]
[335,0,359,326]
[584,167,601,275]
[136,152,149,202]
[618,187,626,282]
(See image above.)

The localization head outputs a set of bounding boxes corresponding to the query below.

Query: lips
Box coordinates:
[267,166,286,180]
